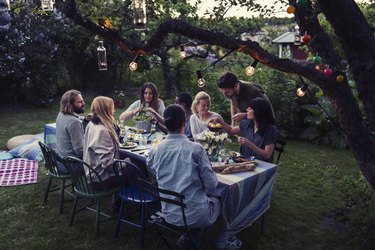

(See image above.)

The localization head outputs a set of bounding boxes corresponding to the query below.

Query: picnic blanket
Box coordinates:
[0,159,38,186]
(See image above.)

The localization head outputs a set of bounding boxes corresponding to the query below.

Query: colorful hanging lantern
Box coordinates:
[315,65,321,71]
[324,68,332,77]
[336,74,345,83]
[302,33,311,44]
[297,0,306,7]
[133,0,147,30]
[0,0,10,11]
[97,41,107,71]
[286,5,295,14]
[41,0,55,11]
[313,55,321,64]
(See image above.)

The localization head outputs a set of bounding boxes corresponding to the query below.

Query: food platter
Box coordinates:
[231,156,254,163]
[207,122,222,132]
[120,141,138,149]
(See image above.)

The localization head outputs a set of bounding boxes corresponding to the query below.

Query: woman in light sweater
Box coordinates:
[83,96,120,189]
[190,91,223,140]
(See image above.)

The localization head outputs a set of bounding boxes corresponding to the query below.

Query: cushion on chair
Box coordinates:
[7,134,35,150]
[8,133,44,161]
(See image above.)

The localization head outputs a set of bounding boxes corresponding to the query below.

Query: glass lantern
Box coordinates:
[97,41,108,71]
[0,0,10,11]
[133,0,147,30]
[41,0,55,11]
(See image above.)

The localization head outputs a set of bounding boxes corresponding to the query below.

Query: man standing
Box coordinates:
[147,104,220,248]
[56,90,85,172]
[217,72,273,125]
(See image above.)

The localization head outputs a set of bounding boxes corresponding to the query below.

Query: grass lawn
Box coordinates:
[1,99,375,249]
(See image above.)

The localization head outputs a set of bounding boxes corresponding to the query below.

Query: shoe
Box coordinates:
[177,235,197,250]
[216,232,242,250]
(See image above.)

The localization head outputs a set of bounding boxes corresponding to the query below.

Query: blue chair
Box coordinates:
[64,156,119,238]
[38,141,73,214]
[112,160,156,247]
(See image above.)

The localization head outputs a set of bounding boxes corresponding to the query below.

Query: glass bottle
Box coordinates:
[97,41,107,71]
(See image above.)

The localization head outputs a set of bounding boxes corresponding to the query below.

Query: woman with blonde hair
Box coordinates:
[190,91,223,140]
[83,96,120,189]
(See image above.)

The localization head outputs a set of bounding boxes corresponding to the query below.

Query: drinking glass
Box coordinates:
[139,135,148,148]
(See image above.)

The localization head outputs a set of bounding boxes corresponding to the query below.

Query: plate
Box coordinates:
[120,141,138,149]
[231,156,254,163]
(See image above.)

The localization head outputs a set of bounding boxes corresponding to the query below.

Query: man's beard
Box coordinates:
[74,106,85,114]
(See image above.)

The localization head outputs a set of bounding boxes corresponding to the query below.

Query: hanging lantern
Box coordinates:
[196,70,205,88]
[133,0,147,30]
[245,59,259,76]
[302,32,311,44]
[313,54,321,64]
[297,0,306,7]
[294,24,301,45]
[336,74,345,83]
[41,0,55,11]
[324,68,332,77]
[97,41,107,71]
[0,0,10,11]
[286,5,295,14]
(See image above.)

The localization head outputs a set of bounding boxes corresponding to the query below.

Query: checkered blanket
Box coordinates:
[0,159,38,186]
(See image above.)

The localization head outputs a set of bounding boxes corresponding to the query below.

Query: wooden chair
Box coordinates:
[64,156,120,238]
[112,160,156,247]
[138,178,202,250]
[38,141,73,214]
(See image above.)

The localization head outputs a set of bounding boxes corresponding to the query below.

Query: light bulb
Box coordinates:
[129,61,138,71]
[198,78,206,88]
[296,87,306,97]
[180,50,187,59]
[245,66,256,76]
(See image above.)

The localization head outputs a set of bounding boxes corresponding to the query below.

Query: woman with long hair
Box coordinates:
[83,96,120,189]
[210,97,278,162]
[190,91,223,140]
[119,82,165,124]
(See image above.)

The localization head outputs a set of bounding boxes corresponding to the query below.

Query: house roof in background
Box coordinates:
[272,31,294,44]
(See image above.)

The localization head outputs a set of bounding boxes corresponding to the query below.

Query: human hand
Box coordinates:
[232,112,246,122]
[145,107,156,115]
[132,107,141,115]
[237,136,250,147]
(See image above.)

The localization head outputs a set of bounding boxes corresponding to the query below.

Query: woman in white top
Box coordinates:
[190,91,223,140]
[119,82,165,124]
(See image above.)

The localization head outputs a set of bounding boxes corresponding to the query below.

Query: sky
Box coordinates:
[194,0,290,18]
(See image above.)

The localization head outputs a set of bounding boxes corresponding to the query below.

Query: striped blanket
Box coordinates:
[0,159,38,186]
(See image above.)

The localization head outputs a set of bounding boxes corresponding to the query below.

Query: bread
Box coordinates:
[221,163,257,174]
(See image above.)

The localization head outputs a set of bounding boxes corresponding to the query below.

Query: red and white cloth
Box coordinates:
[0,159,38,186]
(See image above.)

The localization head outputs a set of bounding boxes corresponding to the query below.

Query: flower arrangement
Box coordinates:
[199,131,230,161]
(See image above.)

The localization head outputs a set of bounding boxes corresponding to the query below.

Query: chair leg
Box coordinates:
[70,195,79,226]
[115,199,126,238]
[59,179,66,214]
[44,177,53,203]
[140,204,145,247]
[96,199,100,238]
[261,213,266,235]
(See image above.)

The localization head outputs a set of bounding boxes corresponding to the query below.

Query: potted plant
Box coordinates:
[133,109,153,132]
[113,90,126,108]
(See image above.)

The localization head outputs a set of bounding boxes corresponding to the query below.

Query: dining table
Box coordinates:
[119,136,278,235]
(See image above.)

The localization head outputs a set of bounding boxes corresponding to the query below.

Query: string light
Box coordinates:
[296,83,308,97]
[196,70,205,87]
[245,59,259,76]
[129,54,140,71]
[179,45,186,59]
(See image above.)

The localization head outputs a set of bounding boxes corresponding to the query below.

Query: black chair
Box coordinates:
[138,178,202,250]
[274,139,286,165]
[261,139,286,234]
[38,141,73,214]
[112,160,156,247]
[64,156,120,238]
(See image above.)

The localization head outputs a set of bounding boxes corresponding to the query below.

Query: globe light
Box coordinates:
[196,70,205,88]
[179,45,186,59]
[245,59,259,76]
[129,54,140,71]
[296,84,308,97]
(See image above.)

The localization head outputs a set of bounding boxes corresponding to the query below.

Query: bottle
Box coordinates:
[97,41,107,71]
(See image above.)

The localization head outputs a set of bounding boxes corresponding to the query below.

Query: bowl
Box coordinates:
[207,123,222,132]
